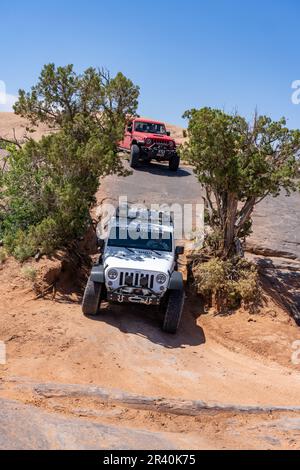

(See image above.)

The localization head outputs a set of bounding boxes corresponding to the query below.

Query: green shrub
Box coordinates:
[193,257,226,296]
[233,260,261,306]
[193,257,261,313]
[1,133,105,259]
[3,230,36,262]
[21,266,37,282]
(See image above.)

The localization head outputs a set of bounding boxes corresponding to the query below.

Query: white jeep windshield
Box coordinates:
[134,122,167,135]
[107,227,172,252]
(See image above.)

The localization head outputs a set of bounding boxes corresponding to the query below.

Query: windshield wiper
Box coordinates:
[149,249,162,257]
[122,246,163,256]
[124,247,136,254]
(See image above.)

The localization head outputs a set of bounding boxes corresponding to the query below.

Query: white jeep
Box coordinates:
[82,206,185,333]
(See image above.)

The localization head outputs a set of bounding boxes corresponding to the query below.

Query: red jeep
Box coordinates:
[119,118,180,171]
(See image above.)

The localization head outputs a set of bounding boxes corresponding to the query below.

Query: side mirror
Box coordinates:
[166,131,171,136]
[127,126,132,133]
[175,246,184,256]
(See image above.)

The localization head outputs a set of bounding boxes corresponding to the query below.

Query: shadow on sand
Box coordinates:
[86,296,206,349]
[258,257,300,326]
[135,162,191,178]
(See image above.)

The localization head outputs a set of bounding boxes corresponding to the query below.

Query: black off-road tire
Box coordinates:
[163,289,185,334]
[130,144,140,168]
[169,153,180,172]
[82,278,103,316]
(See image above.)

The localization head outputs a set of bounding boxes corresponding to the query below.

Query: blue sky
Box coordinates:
[0,0,300,128]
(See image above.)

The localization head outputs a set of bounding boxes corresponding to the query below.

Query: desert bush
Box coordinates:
[192,257,261,313]
[193,257,226,297]
[204,228,224,254]
[233,260,261,306]
[4,230,36,262]
[21,266,37,282]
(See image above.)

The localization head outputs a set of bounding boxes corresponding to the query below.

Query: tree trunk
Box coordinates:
[223,192,239,258]
[235,197,256,237]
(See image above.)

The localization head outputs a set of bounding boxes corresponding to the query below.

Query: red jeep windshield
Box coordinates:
[134,121,167,135]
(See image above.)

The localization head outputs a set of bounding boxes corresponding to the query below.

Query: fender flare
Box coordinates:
[168,271,184,291]
[90,265,105,284]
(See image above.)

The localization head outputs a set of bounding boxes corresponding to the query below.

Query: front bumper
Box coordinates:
[141,145,177,161]
[107,291,161,306]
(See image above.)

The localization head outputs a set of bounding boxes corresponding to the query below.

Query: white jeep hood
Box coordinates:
[103,247,173,274]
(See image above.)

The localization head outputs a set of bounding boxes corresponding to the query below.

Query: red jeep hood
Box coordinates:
[134,131,174,141]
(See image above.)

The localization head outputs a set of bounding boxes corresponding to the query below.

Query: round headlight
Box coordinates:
[145,138,152,146]
[156,273,167,285]
[107,269,119,281]
[168,141,175,149]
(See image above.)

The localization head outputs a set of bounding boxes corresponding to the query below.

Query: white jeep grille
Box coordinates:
[119,271,155,289]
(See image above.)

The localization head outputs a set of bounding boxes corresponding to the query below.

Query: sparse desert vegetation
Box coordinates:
[1,0,300,450]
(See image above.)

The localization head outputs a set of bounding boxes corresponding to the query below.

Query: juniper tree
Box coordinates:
[0,64,140,260]
[182,108,300,258]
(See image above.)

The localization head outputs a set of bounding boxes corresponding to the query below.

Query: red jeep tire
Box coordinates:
[130,144,140,168]
[169,153,180,172]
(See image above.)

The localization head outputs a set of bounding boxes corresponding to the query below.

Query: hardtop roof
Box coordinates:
[132,118,166,126]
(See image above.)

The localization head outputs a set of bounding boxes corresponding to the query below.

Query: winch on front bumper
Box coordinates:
[107,284,162,306]
[107,291,161,305]
[141,145,177,161]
